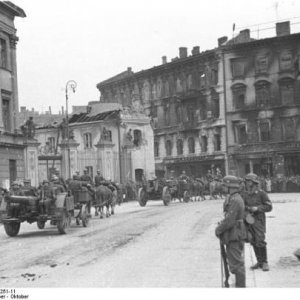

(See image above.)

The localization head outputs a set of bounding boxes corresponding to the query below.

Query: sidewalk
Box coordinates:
[245,194,300,287]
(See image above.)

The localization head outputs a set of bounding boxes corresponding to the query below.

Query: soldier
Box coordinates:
[95,170,105,187]
[243,173,273,272]
[215,168,223,181]
[206,170,214,182]
[81,170,93,184]
[10,181,24,196]
[21,179,38,196]
[179,170,189,181]
[73,171,81,181]
[39,179,56,215]
[215,175,247,288]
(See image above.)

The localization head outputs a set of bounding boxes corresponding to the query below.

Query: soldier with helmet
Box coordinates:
[95,170,105,187]
[243,173,272,272]
[39,179,56,215]
[81,169,93,184]
[10,181,24,196]
[215,175,247,288]
[20,179,38,196]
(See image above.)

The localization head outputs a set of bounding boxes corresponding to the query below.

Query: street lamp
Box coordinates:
[65,80,77,179]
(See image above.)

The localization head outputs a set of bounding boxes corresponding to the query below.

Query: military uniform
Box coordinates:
[95,174,105,187]
[215,176,247,288]
[81,173,93,184]
[39,181,56,214]
[243,173,272,271]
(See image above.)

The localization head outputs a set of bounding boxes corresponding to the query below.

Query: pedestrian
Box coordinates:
[243,173,273,271]
[215,175,247,288]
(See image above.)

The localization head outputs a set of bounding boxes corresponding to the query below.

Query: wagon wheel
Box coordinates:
[162,186,171,206]
[57,210,71,234]
[138,188,147,207]
[37,220,46,229]
[81,204,90,227]
[4,222,21,237]
[183,190,190,203]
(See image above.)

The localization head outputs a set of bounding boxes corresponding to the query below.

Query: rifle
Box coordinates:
[220,241,230,288]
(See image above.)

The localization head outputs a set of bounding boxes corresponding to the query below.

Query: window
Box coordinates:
[255,56,268,74]
[176,105,182,123]
[280,80,294,105]
[188,137,195,154]
[201,136,208,152]
[48,137,56,153]
[283,118,295,141]
[280,51,293,71]
[212,96,220,118]
[199,101,207,120]
[166,140,172,156]
[176,139,183,155]
[187,104,195,123]
[0,39,7,69]
[232,84,246,109]
[231,58,245,78]
[214,134,221,151]
[2,99,11,132]
[235,124,247,144]
[211,68,218,85]
[259,121,270,142]
[154,141,159,157]
[133,130,142,147]
[255,81,271,107]
[164,105,170,126]
[83,133,92,148]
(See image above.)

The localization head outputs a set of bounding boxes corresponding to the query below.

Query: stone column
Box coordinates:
[24,139,40,187]
[95,140,115,180]
[59,139,79,180]
[249,160,254,173]
[121,143,135,183]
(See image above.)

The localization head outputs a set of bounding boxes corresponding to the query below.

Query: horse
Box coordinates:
[209,179,224,200]
[94,184,113,218]
[192,178,206,201]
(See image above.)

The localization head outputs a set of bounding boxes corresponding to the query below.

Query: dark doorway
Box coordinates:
[135,169,144,183]
[9,160,17,185]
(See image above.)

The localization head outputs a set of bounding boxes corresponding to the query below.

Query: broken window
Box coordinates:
[154,141,159,157]
[255,81,271,107]
[166,140,172,156]
[231,58,245,78]
[280,79,294,105]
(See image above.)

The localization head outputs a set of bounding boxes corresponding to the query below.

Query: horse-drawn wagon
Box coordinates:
[0,186,75,236]
[137,178,171,207]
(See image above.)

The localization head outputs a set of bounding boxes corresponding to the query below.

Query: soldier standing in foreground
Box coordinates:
[243,173,273,272]
[215,175,247,288]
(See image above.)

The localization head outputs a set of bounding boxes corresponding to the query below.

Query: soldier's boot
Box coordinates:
[250,246,263,270]
[235,271,246,288]
[261,247,270,271]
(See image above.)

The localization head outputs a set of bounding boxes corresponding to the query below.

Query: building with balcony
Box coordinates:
[97,46,227,179]
[222,21,300,178]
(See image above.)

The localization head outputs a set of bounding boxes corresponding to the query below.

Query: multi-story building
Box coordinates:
[97,46,227,179]
[0,1,26,187]
[222,21,300,178]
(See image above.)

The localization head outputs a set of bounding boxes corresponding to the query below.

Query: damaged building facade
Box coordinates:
[0,2,26,187]
[222,21,300,178]
[97,47,227,179]
[34,102,155,184]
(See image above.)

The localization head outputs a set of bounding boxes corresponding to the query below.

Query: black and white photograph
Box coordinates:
[0,0,300,297]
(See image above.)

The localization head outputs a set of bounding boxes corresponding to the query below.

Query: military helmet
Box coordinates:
[245,173,259,184]
[12,181,19,186]
[223,175,240,188]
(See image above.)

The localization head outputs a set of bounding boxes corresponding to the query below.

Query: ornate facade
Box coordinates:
[97,47,227,178]
[222,22,300,178]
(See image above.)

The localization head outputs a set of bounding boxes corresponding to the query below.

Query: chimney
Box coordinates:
[179,47,188,59]
[218,36,228,46]
[20,106,26,112]
[276,21,290,36]
[127,67,132,73]
[192,46,200,55]
[239,29,250,42]
[162,56,167,64]
[49,106,52,115]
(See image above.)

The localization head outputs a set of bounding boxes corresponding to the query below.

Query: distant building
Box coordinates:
[34,102,155,184]
[222,21,300,178]
[0,1,26,187]
[97,47,227,179]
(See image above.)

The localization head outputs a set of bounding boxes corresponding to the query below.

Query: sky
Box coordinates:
[11,0,300,114]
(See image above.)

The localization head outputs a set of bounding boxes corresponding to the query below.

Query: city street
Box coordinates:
[0,194,300,288]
